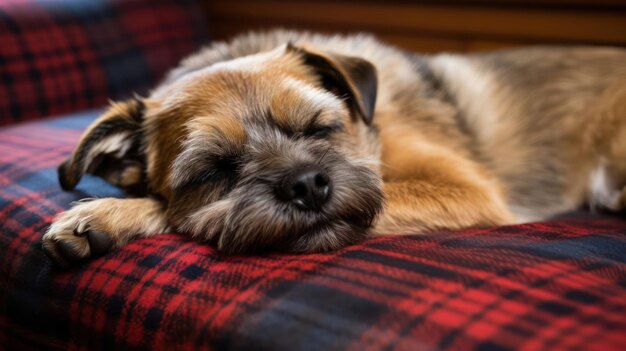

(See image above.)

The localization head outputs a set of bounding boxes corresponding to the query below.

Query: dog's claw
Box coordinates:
[87,230,113,255]
[42,240,71,269]
[56,240,85,262]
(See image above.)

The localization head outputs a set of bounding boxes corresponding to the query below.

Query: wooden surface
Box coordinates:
[203,0,626,53]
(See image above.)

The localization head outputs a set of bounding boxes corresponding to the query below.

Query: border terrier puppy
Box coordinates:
[42,30,626,267]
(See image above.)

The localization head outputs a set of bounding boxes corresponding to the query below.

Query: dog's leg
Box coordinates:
[42,197,167,267]
[373,180,515,235]
[374,133,516,235]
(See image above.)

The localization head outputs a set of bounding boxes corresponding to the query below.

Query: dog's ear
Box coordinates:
[58,98,146,192]
[287,43,378,125]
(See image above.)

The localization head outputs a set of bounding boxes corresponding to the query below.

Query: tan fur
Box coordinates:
[375,126,514,233]
[42,198,167,265]
[43,30,626,265]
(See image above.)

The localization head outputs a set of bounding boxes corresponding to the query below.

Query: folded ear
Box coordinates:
[287,44,378,125]
[58,98,146,193]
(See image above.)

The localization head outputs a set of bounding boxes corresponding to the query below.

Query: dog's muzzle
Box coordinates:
[276,165,332,211]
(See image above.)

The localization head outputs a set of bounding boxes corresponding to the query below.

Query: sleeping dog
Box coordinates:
[42,30,626,267]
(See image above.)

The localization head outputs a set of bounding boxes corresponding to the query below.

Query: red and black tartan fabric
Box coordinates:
[1,112,626,350]
[0,0,208,126]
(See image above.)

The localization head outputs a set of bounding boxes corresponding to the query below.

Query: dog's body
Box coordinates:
[42,30,626,267]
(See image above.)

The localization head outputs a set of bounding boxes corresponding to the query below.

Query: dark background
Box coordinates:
[203,0,626,53]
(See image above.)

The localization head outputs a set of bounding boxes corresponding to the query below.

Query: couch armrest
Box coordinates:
[0,0,209,126]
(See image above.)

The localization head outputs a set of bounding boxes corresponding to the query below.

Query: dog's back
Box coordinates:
[427,47,626,220]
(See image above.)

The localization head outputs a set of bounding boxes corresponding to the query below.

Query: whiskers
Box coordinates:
[317,145,333,164]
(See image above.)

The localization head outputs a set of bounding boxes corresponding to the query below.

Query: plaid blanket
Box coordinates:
[1,112,625,350]
[0,0,208,126]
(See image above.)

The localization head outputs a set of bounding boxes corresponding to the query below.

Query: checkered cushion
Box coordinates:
[0,0,208,126]
[1,112,625,350]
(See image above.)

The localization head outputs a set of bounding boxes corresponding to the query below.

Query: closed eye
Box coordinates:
[304,122,343,138]
[186,155,240,187]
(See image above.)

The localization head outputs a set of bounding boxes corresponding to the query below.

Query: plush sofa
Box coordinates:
[1,1,625,350]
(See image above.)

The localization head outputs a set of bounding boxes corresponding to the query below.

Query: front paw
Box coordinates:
[42,208,114,268]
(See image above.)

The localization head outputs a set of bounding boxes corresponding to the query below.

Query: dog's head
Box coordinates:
[59,44,384,254]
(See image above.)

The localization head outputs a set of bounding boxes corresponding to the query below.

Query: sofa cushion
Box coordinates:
[1,112,626,350]
[0,0,208,126]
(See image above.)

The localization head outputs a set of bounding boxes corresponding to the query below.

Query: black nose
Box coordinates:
[277,166,332,211]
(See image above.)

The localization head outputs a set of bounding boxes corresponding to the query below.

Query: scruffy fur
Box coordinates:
[42,30,626,267]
